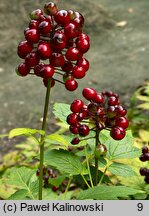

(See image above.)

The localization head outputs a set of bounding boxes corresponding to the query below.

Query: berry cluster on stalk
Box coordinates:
[139,146,149,184]
[16,2,90,91]
[66,87,129,144]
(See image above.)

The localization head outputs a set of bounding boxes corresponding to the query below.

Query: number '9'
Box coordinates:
[137,203,143,211]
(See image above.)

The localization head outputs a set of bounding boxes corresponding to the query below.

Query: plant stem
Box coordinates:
[85,146,94,188]
[94,129,100,186]
[81,174,91,188]
[63,176,73,199]
[98,167,107,185]
[39,79,52,200]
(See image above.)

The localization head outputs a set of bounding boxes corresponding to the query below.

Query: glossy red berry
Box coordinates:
[72,66,86,79]
[38,21,51,35]
[36,169,40,176]
[116,105,127,116]
[70,99,84,113]
[78,124,90,137]
[50,52,65,67]
[34,63,44,77]
[44,2,58,15]
[30,9,43,20]
[51,31,66,51]
[25,52,40,67]
[82,87,97,101]
[41,64,54,79]
[71,12,84,28]
[65,79,78,91]
[139,167,148,176]
[16,63,30,76]
[65,47,83,61]
[108,96,119,106]
[110,126,126,140]
[107,106,117,118]
[144,153,149,161]
[17,41,33,58]
[77,33,90,42]
[76,39,90,53]
[71,137,80,145]
[64,23,80,39]
[54,10,70,26]
[67,113,78,125]
[43,78,55,88]
[76,58,89,72]
[94,94,104,104]
[69,125,79,134]
[25,29,40,43]
[116,117,129,129]
[52,186,59,192]
[62,61,73,72]
[29,20,39,29]
[37,42,51,59]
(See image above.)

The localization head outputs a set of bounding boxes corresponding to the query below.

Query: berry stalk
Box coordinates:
[39,78,52,200]
[94,129,100,186]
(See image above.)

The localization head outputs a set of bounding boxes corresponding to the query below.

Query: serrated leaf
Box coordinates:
[53,103,70,122]
[108,162,137,177]
[45,134,69,146]
[78,186,144,200]
[99,130,141,160]
[44,149,88,175]
[137,102,149,109]
[9,128,45,138]
[48,175,66,187]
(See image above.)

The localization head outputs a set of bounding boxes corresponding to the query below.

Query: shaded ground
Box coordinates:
[0,0,149,157]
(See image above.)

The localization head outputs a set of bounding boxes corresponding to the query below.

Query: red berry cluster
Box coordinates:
[139,146,149,184]
[16,2,90,91]
[66,87,129,144]
[36,166,57,188]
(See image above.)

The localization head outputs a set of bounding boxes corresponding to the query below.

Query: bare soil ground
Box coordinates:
[0,0,149,157]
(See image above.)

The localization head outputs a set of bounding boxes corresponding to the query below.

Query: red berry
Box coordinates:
[16,63,30,76]
[77,33,90,42]
[65,79,78,91]
[43,78,55,88]
[115,105,127,116]
[71,137,80,144]
[72,66,86,79]
[76,58,89,72]
[29,20,39,29]
[139,154,146,162]
[82,87,97,101]
[47,168,53,176]
[144,176,149,184]
[78,124,90,137]
[108,96,119,106]
[144,153,149,161]
[36,169,40,176]
[50,52,65,67]
[41,64,54,79]
[25,29,40,44]
[110,126,126,140]
[71,12,84,28]
[77,146,84,151]
[54,10,70,26]
[69,125,79,134]
[139,167,148,176]
[38,21,51,35]
[37,42,51,59]
[76,38,90,53]
[17,40,33,59]
[70,99,84,113]
[34,63,45,77]
[52,186,59,192]
[65,47,83,61]
[142,146,149,154]
[30,9,43,20]
[25,51,40,67]
[44,2,58,15]
[94,94,104,103]
[51,31,66,51]
[62,61,73,72]
[64,23,80,39]
[116,117,129,129]
[67,113,78,125]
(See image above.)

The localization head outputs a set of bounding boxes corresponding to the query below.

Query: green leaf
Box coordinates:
[78,186,144,200]
[44,149,88,175]
[99,130,141,160]
[48,175,66,187]
[108,162,137,177]
[45,134,69,146]
[6,167,38,200]
[139,130,149,142]
[8,189,29,200]
[53,103,70,122]
[9,128,45,138]
[137,102,149,109]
